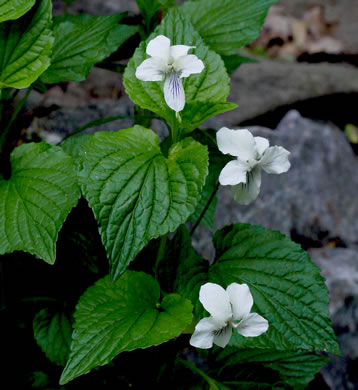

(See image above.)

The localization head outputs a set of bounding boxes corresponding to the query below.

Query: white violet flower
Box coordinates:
[216,127,291,205]
[189,282,269,349]
[135,35,204,113]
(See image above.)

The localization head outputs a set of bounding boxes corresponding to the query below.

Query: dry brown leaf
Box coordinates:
[250,4,344,58]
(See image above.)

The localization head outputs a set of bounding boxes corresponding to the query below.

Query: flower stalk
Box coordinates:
[190,181,220,236]
[154,233,168,280]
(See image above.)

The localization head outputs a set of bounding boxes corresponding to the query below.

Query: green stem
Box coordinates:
[0,87,32,150]
[11,88,20,100]
[178,358,215,385]
[95,62,126,74]
[171,112,182,144]
[190,181,220,236]
[170,120,177,144]
[59,113,160,143]
[154,233,168,278]
[0,87,33,179]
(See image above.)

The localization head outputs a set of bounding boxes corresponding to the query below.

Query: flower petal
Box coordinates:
[173,54,204,78]
[189,317,217,349]
[231,167,261,205]
[216,128,256,160]
[259,146,291,174]
[254,137,269,158]
[170,44,195,60]
[146,35,170,61]
[226,283,253,321]
[235,313,269,337]
[213,324,233,348]
[163,71,185,112]
[135,57,167,81]
[219,160,248,186]
[199,283,232,325]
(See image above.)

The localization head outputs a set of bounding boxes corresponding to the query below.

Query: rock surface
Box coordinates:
[29,61,358,147]
[29,96,168,144]
[30,98,135,140]
[53,0,138,16]
[213,110,358,248]
[205,61,358,128]
[310,248,358,318]
[310,248,358,390]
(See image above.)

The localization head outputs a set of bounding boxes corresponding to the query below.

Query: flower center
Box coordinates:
[213,325,227,337]
[245,158,257,170]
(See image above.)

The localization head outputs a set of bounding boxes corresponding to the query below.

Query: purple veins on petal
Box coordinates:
[164,71,185,112]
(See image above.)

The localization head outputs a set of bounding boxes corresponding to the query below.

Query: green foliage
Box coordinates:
[32,78,48,93]
[30,371,50,388]
[0,0,35,23]
[60,271,193,384]
[78,126,208,280]
[136,0,176,26]
[33,308,72,366]
[0,0,54,89]
[188,161,218,230]
[0,0,338,387]
[188,129,228,229]
[40,13,137,84]
[175,223,340,354]
[345,124,358,144]
[0,143,81,263]
[222,55,258,74]
[61,134,92,158]
[171,227,209,319]
[123,8,236,133]
[180,0,277,56]
[180,358,232,390]
[180,101,237,136]
[215,348,329,388]
[212,224,340,354]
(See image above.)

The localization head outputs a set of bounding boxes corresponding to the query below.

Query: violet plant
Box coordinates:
[0,0,339,388]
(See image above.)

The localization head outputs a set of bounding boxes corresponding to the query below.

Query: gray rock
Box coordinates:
[27,67,169,143]
[30,97,168,144]
[53,0,138,16]
[214,111,358,247]
[321,353,357,390]
[205,61,358,128]
[309,248,358,390]
[30,97,135,142]
[309,248,358,320]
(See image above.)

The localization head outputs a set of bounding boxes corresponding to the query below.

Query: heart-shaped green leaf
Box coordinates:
[0,0,36,22]
[0,143,81,263]
[174,224,340,354]
[33,308,72,366]
[216,348,329,388]
[60,271,193,384]
[0,0,53,89]
[41,13,137,84]
[78,126,208,280]
[179,0,277,56]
